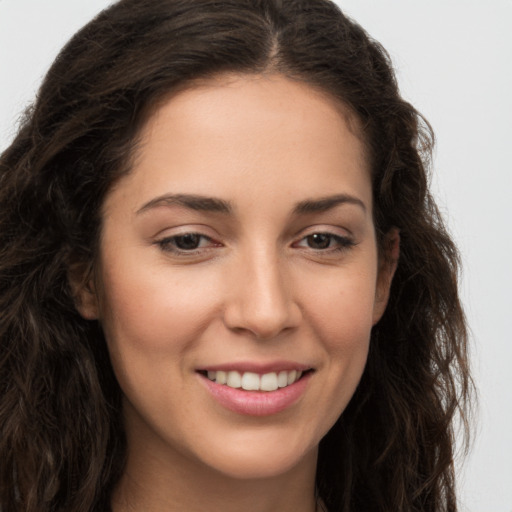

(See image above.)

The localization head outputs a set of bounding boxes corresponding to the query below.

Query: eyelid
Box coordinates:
[152,222,219,238]
[291,225,356,251]
[154,229,223,256]
[293,224,352,240]
[294,233,354,249]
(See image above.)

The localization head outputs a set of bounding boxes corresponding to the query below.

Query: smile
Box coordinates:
[205,370,304,391]
[199,367,313,416]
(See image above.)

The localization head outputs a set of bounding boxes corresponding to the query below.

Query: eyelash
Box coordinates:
[156,233,217,254]
[293,233,355,252]
[155,231,355,256]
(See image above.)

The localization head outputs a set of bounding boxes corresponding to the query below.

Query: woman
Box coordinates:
[0,0,471,511]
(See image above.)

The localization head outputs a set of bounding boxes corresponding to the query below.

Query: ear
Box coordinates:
[68,261,100,320]
[372,228,400,325]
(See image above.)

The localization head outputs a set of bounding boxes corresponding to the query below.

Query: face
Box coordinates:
[77,74,396,481]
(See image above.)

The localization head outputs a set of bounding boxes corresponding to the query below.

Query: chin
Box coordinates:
[192,430,319,480]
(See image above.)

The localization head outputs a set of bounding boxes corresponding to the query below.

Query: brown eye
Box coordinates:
[173,234,202,250]
[294,232,355,252]
[306,233,332,249]
[157,233,214,253]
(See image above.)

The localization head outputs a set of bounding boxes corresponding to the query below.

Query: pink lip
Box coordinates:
[199,360,312,374]
[198,371,312,416]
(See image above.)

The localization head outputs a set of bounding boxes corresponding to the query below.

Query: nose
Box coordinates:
[222,249,302,340]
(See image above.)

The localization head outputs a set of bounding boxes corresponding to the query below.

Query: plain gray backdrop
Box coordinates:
[1,1,511,511]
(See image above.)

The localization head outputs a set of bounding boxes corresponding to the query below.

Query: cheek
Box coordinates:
[316,285,373,377]
[96,256,224,378]
[304,265,378,342]
[96,261,222,421]
[300,266,376,411]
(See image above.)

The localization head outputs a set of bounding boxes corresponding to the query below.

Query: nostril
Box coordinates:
[223,305,302,340]
[222,266,302,339]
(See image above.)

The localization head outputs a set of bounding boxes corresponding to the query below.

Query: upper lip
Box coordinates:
[198,361,313,374]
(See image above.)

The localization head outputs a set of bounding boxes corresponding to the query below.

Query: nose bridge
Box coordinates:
[223,242,300,339]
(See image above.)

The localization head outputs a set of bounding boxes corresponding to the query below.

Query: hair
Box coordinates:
[0,0,472,511]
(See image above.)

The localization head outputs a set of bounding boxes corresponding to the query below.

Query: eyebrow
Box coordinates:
[136,192,366,216]
[293,194,367,215]
[136,193,233,215]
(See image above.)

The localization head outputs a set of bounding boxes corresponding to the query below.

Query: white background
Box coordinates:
[1,1,511,511]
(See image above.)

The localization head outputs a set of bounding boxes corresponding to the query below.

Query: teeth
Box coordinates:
[208,370,227,384]
[277,370,288,388]
[206,369,305,391]
[260,372,278,391]
[241,372,260,391]
[226,371,242,388]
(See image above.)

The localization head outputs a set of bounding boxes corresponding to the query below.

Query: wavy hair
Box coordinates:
[0,1,471,510]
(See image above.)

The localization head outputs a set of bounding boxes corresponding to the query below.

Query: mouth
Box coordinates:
[197,365,314,416]
[197,369,313,392]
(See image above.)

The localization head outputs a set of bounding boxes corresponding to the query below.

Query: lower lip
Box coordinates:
[199,372,311,416]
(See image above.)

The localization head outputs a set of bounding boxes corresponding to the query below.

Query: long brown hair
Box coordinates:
[0,1,472,510]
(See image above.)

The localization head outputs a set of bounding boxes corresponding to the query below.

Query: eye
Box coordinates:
[295,232,354,251]
[156,233,217,253]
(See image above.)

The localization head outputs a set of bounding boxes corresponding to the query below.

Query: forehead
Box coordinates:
[104,73,371,216]
[143,73,366,155]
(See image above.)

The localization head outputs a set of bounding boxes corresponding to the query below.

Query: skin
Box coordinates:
[76,74,398,512]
